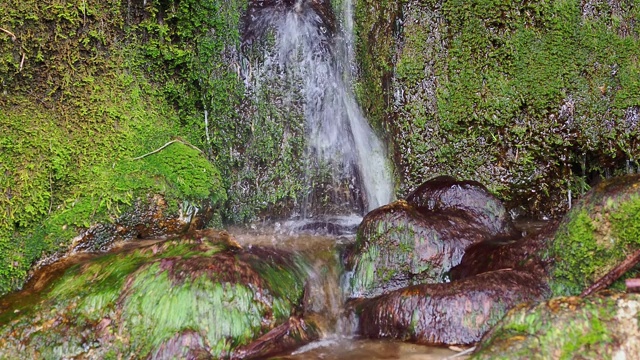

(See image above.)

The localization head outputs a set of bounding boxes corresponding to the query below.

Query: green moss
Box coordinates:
[610,194,640,248]
[548,179,640,296]
[0,0,236,295]
[549,210,602,296]
[0,240,307,358]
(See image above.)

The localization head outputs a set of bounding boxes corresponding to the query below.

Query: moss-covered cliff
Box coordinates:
[0,0,240,294]
[355,0,640,217]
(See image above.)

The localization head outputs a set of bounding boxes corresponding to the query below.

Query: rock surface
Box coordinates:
[547,174,640,296]
[346,176,519,298]
[449,220,558,281]
[351,270,548,345]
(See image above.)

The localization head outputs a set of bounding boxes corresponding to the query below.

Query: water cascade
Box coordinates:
[241,0,394,220]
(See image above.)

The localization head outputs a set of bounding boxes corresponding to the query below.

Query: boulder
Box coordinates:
[346,176,519,298]
[0,230,318,359]
[406,176,519,239]
[449,220,558,281]
[472,292,640,359]
[351,270,548,345]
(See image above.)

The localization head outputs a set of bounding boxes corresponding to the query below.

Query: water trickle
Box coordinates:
[242,0,395,219]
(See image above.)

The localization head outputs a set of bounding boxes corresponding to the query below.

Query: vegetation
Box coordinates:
[0,0,236,295]
[355,0,640,217]
[473,293,634,359]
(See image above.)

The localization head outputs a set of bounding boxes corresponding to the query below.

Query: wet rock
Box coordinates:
[546,174,640,296]
[0,230,318,359]
[346,176,518,298]
[352,270,548,345]
[406,176,519,239]
[450,221,558,281]
[232,317,320,359]
[148,330,213,360]
[472,292,640,359]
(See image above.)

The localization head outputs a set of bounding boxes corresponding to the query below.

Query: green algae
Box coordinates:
[123,263,267,358]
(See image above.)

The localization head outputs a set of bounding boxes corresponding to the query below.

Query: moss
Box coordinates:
[548,177,640,296]
[0,0,235,295]
[549,210,603,296]
[123,263,267,358]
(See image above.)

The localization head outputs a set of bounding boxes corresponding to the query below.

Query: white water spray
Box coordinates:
[243,0,394,216]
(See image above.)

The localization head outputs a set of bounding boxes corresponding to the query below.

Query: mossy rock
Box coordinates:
[472,292,640,359]
[0,231,316,359]
[346,177,518,298]
[547,174,640,296]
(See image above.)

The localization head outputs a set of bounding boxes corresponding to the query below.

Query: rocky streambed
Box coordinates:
[1,175,640,359]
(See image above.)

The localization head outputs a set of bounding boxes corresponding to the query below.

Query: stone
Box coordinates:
[346,176,519,298]
[547,174,640,296]
[351,270,548,345]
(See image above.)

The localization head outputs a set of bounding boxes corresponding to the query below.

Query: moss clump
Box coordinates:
[0,0,237,295]
[472,293,638,359]
[547,175,640,296]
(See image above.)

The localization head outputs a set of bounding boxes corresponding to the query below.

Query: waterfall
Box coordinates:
[242,0,394,219]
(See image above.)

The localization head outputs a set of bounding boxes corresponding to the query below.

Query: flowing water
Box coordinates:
[242,0,395,217]
[223,227,468,359]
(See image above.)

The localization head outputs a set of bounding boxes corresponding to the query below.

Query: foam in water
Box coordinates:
[242,0,395,217]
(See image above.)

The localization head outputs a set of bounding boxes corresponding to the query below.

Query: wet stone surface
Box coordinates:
[351,270,548,345]
[472,292,640,359]
[346,176,520,299]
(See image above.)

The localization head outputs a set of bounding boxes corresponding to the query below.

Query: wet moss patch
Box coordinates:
[473,292,640,359]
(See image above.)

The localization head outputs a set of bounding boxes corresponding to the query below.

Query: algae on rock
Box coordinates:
[472,292,640,359]
[547,174,640,296]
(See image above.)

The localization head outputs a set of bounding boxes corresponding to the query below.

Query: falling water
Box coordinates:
[242,0,394,219]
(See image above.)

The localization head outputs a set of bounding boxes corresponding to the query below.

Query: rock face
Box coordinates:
[0,230,318,359]
[354,0,640,217]
[472,292,640,359]
[346,176,518,298]
[547,174,640,296]
[353,270,548,345]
